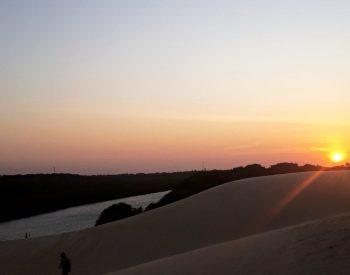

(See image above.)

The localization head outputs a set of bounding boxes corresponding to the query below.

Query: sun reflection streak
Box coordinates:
[253,169,325,232]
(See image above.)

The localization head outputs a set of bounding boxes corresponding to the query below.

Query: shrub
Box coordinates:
[95,203,142,226]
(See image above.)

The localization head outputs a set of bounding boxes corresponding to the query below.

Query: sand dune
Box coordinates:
[106,213,350,275]
[1,171,350,275]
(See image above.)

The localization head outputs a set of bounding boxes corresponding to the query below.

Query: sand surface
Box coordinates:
[1,171,350,275]
[106,213,350,275]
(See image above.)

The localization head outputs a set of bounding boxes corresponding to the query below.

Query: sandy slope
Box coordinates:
[1,171,350,275]
[106,213,350,275]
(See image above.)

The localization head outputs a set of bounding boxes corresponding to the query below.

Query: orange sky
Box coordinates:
[1,108,349,174]
[1,1,350,174]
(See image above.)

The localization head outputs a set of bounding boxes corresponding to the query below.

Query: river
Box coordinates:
[0,190,169,241]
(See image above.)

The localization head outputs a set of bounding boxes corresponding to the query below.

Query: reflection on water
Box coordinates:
[0,191,169,241]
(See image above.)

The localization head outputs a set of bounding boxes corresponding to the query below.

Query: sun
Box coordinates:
[331,152,345,163]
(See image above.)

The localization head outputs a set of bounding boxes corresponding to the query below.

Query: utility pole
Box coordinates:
[202,161,206,171]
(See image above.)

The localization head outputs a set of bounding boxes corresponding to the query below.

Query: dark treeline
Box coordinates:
[95,203,142,226]
[2,163,349,225]
[0,172,194,223]
[146,163,350,211]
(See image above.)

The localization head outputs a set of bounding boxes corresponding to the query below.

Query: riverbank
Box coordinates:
[0,172,192,222]
[0,191,169,241]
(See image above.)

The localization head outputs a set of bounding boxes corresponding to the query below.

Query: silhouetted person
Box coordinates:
[59,252,71,275]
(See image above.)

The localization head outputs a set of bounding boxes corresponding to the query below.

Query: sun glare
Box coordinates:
[331,152,345,163]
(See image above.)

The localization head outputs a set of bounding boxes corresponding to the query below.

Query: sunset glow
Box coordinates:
[1,1,350,174]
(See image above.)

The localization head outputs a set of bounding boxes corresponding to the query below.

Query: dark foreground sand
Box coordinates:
[1,171,350,275]
[106,213,350,275]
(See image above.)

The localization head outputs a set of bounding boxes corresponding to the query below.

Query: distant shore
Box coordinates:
[0,172,192,223]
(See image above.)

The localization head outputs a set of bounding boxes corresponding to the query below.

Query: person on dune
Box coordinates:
[59,252,71,275]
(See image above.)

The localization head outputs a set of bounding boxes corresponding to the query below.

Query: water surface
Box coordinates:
[0,191,169,241]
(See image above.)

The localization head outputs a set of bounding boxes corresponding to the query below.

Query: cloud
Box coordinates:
[311,147,331,152]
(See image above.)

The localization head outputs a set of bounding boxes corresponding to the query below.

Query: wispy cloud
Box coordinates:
[311,147,331,152]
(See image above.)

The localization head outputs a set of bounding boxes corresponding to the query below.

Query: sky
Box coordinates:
[1,0,350,174]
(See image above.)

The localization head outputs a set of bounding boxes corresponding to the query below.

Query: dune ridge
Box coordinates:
[1,171,350,275]
[106,213,350,275]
